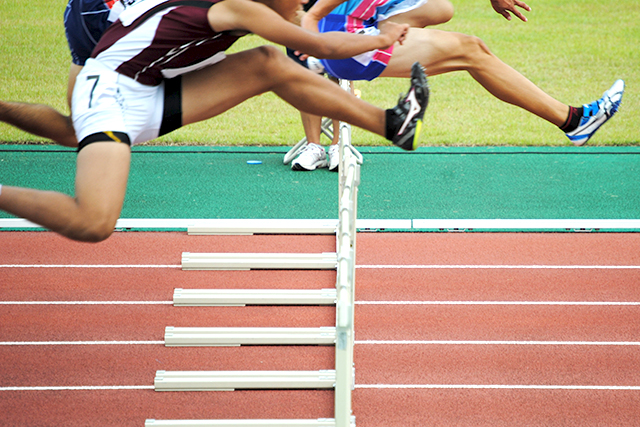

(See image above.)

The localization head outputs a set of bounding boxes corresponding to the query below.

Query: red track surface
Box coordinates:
[1,231,640,426]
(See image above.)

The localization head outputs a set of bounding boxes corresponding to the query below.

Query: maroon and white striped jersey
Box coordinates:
[92,0,241,86]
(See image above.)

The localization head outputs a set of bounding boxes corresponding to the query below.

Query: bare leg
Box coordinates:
[0,63,82,148]
[0,101,77,147]
[181,46,387,137]
[381,28,569,126]
[0,142,130,242]
[67,64,83,110]
[301,112,324,145]
[298,77,340,148]
[383,0,455,27]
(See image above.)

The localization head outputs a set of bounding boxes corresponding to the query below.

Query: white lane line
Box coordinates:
[356,301,640,306]
[0,264,181,268]
[355,384,640,390]
[3,300,638,306]
[356,340,640,346]
[0,385,154,391]
[3,340,637,347]
[3,384,638,392]
[0,341,164,346]
[2,264,639,269]
[0,301,173,305]
[357,265,640,269]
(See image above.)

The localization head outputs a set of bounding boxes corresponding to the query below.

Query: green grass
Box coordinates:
[0,0,638,146]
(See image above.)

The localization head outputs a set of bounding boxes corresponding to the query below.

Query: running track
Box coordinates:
[1,231,640,426]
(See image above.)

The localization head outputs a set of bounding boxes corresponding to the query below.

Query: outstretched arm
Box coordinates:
[490,0,531,22]
[207,0,408,59]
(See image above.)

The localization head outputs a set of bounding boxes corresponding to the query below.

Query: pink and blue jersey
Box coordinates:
[318,0,427,80]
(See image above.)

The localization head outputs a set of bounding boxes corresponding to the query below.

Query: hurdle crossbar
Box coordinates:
[164,326,337,346]
[154,370,336,391]
[187,219,338,235]
[172,288,337,306]
[181,252,338,270]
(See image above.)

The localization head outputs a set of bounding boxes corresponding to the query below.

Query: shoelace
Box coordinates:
[299,144,325,158]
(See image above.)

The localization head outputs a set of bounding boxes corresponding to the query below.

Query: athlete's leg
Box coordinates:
[0,142,130,242]
[67,63,83,110]
[383,0,455,27]
[381,28,569,126]
[181,46,387,137]
[0,101,77,147]
[0,63,82,148]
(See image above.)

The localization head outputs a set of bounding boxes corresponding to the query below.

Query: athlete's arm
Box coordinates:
[300,0,344,32]
[207,0,408,59]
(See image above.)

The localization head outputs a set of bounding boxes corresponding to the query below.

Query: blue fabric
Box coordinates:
[64,0,114,65]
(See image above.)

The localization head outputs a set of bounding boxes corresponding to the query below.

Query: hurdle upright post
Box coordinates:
[334,78,359,427]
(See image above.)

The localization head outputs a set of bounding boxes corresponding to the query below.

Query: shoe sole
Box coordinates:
[291,161,328,171]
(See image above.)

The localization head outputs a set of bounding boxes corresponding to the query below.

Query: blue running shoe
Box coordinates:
[566,79,625,146]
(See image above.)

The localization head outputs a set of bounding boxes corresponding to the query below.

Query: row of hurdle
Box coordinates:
[146,81,361,426]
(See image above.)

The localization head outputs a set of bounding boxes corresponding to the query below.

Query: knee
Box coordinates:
[256,45,309,82]
[457,33,493,63]
[412,0,454,27]
[433,0,455,25]
[254,45,289,70]
[81,223,115,243]
[64,214,116,243]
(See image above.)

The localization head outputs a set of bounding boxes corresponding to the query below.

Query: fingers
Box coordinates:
[511,0,531,22]
[492,0,531,22]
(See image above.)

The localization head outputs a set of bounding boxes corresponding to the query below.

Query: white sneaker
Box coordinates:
[291,143,328,171]
[328,145,340,172]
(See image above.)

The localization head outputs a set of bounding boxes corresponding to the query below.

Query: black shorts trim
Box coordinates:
[159,76,182,137]
[78,131,131,152]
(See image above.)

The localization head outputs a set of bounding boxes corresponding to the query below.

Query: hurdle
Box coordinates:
[283,79,363,167]
[147,81,359,427]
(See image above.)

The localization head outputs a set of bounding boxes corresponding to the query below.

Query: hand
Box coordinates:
[379,21,410,47]
[490,0,531,22]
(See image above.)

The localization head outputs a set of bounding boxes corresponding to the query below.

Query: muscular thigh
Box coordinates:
[381,28,469,78]
[181,47,284,127]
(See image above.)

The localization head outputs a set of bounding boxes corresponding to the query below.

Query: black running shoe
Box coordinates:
[385,62,429,151]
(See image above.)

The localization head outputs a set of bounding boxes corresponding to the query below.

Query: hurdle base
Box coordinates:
[145,417,355,426]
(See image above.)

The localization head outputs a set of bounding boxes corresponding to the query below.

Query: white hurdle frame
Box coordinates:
[333,88,359,426]
[147,80,359,427]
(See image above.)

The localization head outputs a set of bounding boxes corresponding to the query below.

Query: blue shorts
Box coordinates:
[318,15,393,81]
[64,0,118,66]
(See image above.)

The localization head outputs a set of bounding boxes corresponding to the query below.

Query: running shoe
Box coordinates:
[386,62,429,151]
[566,79,625,146]
[291,143,328,171]
[328,144,340,172]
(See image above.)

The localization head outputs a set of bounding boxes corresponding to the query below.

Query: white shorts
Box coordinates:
[72,58,166,146]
